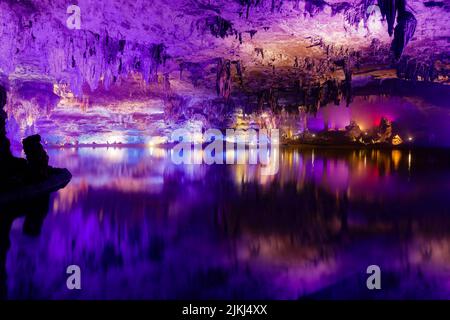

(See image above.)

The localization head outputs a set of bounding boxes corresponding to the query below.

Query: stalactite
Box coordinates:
[255,48,264,59]
[207,16,235,39]
[257,91,264,111]
[377,0,386,19]
[164,73,171,93]
[396,57,437,81]
[179,63,184,80]
[239,0,252,19]
[341,0,377,28]
[343,63,353,107]
[149,43,167,82]
[216,59,232,99]
[391,11,417,60]
[240,0,283,18]
[233,61,244,85]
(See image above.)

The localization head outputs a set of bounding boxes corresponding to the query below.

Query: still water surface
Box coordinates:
[2,147,450,299]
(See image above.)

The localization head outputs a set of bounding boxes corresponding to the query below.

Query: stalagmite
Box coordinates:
[391,11,417,60]
[383,0,397,36]
[376,117,393,143]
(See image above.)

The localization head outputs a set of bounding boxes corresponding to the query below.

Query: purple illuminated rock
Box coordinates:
[23,134,50,182]
[0,86,29,189]
[345,120,362,140]
[0,85,6,138]
[0,85,13,161]
[216,59,232,99]
[0,0,447,145]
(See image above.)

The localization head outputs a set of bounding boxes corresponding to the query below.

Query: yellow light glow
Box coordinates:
[392,135,403,146]
[147,136,168,147]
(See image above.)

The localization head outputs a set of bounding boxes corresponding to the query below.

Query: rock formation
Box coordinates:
[392,10,418,60]
[376,117,393,143]
[345,120,363,141]
[0,86,9,156]
[0,1,447,145]
[0,86,29,190]
[22,135,49,182]
[0,86,56,194]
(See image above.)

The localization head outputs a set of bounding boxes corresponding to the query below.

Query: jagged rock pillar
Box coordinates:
[216,59,232,99]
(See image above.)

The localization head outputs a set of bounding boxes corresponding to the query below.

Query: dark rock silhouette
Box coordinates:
[0,86,29,190]
[0,85,71,201]
[378,0,417,59]
[0,85,10,156]
[23,134,49,182]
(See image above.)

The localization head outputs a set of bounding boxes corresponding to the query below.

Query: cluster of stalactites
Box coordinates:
[0,85,11,158]
[0,12,170,98]
[239,0,285,19]
[396,57,439,81]
[334,0,417,60]
[56,30,169,97]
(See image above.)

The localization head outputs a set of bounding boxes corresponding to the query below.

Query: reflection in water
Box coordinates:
[2,146,450,299]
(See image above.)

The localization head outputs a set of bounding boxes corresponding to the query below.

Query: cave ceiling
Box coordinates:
[0,0,449,112]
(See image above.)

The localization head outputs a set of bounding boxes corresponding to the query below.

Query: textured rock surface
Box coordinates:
[0,0,449,144]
